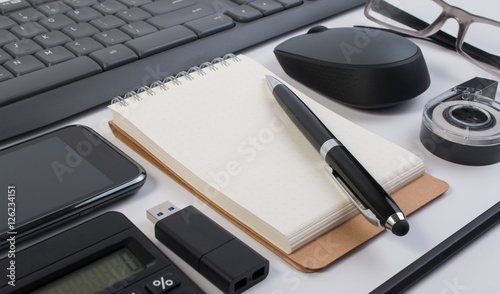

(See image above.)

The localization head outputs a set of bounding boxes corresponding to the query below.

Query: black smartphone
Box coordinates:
[0,125,146,246]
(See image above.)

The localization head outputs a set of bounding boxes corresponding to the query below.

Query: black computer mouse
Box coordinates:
[274,26,430,109]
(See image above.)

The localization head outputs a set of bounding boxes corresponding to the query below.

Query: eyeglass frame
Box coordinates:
[364,0,500,76]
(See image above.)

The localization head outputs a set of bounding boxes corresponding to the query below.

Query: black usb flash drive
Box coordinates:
[147,201,269,294]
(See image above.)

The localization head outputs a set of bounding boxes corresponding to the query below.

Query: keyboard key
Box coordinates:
[0,66,13,82]
[39,14,76,30]
[275,0,303,9]
[35,45,75,65]
[89,44,137,70]
[10,8,45,23]
[225,5,262,23]
[64,0,98,8]
[125,25,197,58]
[33,31,72,48]
[0,0,31,15]
[249,0,284,16]
[38,1,73,16]
[10,22,48,39]
[66,7,102,22]
[62,22,99,39]
[93,0,127,14]
[0,16,16,30]
[231,0,252,4]
[0,30,18,46]
[184,13,234,38]
[0,56,102,107]
[116,7,151,23]
[0,48,12,63]
[3,39,43,58]
[27,0,53,5]
[147,4,214,30]
[65,37,104,56]
[90,15,126,31]
[120,21,157,38]
[4,55,45,76]
[141,0,196,16]
[118,0,150,7]
[93,28,131,46]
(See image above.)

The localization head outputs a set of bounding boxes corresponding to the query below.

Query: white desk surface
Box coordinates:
[4,1,500,293]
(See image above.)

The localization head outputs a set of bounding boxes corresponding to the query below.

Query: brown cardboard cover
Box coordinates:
[109,121,449,272]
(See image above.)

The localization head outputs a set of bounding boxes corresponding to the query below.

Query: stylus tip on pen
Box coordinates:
[392,220,410,236]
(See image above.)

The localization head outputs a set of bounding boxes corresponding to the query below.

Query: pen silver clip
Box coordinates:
[325,165,381,227]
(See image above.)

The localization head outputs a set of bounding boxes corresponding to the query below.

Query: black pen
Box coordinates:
[265,75,409,236]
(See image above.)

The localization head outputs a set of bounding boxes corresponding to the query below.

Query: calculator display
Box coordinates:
[32,248,145,294]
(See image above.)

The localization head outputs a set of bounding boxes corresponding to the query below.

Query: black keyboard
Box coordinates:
[0,0,365,141]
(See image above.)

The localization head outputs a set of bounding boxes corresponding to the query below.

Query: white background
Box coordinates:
[4,1,500,293]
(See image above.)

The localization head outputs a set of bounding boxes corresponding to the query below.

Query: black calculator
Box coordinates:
[0,211,205,294]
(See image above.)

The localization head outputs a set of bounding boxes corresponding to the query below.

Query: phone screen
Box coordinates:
[0,125,146,242]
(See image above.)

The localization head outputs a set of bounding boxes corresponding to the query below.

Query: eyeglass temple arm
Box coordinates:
[370,1,500,69]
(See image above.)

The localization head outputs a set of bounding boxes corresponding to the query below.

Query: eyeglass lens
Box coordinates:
[367,0,500,71]
[463,23,500,67]
[367,0,443,32]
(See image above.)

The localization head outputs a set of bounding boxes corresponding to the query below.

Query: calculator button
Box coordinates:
[144,272,181,294]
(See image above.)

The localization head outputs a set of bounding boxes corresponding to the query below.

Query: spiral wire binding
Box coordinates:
[124,91,142,101]
[137,86,156,96]
[111,96,128,107]
[111,54,240,107]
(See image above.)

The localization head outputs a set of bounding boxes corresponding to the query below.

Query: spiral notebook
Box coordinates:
[108,54,449,271]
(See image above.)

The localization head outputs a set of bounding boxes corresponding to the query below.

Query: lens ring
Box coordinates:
[443,104,495,130]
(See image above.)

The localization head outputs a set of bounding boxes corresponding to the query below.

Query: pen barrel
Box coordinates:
[273,84,334,151]
[326,146,402,225]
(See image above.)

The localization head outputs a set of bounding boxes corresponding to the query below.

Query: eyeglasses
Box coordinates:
[364,0,500,77]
